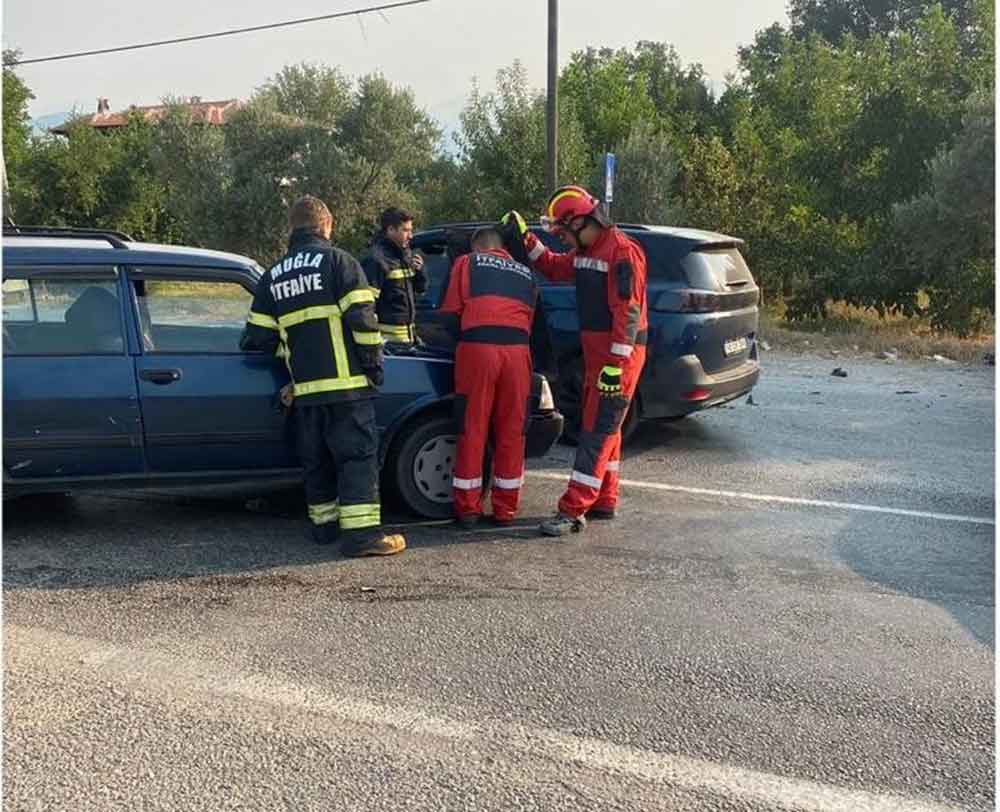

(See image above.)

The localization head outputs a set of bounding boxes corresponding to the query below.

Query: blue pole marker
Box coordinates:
[604,152,616,203]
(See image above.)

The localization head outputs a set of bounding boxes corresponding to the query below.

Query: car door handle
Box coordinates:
[140,368,182,385]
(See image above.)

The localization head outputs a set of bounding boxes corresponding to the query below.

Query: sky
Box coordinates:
[4,0,789,132]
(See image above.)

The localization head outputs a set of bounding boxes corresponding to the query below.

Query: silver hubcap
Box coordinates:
[412,434,457,504]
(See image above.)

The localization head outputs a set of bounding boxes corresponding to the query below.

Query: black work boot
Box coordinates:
[539,512,586,537]
[311,522,341,546]
[586,507,617,520]
[454,514,480,530]
[341,531,406,557]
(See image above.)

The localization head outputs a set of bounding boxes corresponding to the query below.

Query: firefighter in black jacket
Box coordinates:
[240,195,405,558]
[362,207,426,348]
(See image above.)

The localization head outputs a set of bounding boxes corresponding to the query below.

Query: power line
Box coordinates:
[11,0,430,66]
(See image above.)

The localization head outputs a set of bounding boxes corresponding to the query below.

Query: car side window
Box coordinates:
[132,274,253,354]
[2,275,124,356]
[420,248,451,308]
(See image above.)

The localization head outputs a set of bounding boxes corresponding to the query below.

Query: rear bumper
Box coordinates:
[640,354,760,419]
[526,410,564,457]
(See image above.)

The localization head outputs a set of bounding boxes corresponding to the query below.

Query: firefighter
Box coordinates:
[503,186,648,537]
[240,195,405,557]
[362,207,426,349]
[439,226,537,528]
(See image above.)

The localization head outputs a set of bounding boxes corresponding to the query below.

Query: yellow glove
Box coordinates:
[597,365,623,397]
[500,210,528,238]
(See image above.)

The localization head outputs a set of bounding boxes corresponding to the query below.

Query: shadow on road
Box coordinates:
[1,489,488,592]
[833,513,995,650]
[625,412,747,457]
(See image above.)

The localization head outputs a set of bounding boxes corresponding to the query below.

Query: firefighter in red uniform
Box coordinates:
[439,226,538,528]
[503,186,647,537]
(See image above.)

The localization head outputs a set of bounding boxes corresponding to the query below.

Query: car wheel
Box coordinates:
[389,414,458,519]
[555,354,641,446]
[389,413,494,519]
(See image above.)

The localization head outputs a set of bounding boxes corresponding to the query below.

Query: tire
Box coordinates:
[388,413,491,519]
[554,353,641,446]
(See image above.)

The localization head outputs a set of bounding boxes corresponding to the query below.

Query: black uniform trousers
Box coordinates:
[295,400,381,534]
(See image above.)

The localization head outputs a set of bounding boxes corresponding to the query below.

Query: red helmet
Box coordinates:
[542,185,605,232]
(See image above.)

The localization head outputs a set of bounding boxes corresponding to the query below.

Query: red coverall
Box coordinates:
[440,248,538,520]
[525,227,648,518]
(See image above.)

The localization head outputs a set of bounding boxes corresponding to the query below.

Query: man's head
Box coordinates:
[380,207,415,250]
[542,185,608,250]
[289,195,333,240]
[470,226,504,253]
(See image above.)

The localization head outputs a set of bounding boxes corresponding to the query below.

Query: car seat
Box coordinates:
[65,286,123,353]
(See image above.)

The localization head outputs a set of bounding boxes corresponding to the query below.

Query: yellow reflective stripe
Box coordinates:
[341,515,380,530]
[352,330,383,345]
[278,305,341,328]
[340,503,380,529]
[308,500,340,525]
[547,188,584,219]
[379,323,414,340]
[328,312,351,378]
[339,288,376,311]
[248,310,279,329]
[293,375,371,396]
[341,503,379,518]
[385,268,414,280]
[369,286,381,299]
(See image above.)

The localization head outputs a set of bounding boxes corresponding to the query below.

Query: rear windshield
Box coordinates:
[629,234,686,283]
[682,249,754,290]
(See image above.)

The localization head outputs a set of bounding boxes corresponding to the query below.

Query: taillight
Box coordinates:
[653,288,758,313]
[682,388,712,401]
[662,289,722,312]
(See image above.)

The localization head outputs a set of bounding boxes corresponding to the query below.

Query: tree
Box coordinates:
[609,120,683,225]
[456,62,590,218]
[560,42,717,162]
[149,103,228,247]
[560,47,658,158]
[3,50,35,210]
[13,114,171,240]
[255,63,352,128]
[892,89,995,333]
[788,0,976,50]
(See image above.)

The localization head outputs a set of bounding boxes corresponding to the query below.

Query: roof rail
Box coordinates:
[2,224,132,249]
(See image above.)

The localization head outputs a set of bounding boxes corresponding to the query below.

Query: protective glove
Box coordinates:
[597,365,623,397]
[279,383,295,408]
[365,367,385,388]
[500,210,528,239]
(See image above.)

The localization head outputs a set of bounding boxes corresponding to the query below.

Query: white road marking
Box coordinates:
[8,625,965,812]
[525,471,996,527]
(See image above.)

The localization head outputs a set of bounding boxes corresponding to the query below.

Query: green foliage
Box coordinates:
[455,62,590,218]
[560,42,717,161]
[13,115,171,240]
[610,120,683,225]
[254,63,352,127]
[788,0,977,50]
[3,51,35,208]
[892,89,995,333]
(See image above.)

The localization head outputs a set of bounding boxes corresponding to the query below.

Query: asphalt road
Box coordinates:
[4,353,995,811]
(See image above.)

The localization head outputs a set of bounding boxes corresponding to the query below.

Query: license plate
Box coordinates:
[724,337,748,357]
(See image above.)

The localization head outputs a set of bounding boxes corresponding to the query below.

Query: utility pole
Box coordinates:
[546,0,558,195]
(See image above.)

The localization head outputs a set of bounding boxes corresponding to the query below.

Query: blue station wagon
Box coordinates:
[1,227,564,518]
[412,222,761,439]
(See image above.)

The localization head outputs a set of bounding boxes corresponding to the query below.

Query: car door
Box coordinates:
[2,267,144,478]
[127,266,297,473]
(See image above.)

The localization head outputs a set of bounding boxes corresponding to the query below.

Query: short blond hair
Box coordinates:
[289,195,333,234]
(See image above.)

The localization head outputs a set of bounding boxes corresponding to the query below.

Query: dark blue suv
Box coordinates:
[2,227,563,517]
[412,222,761,438]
